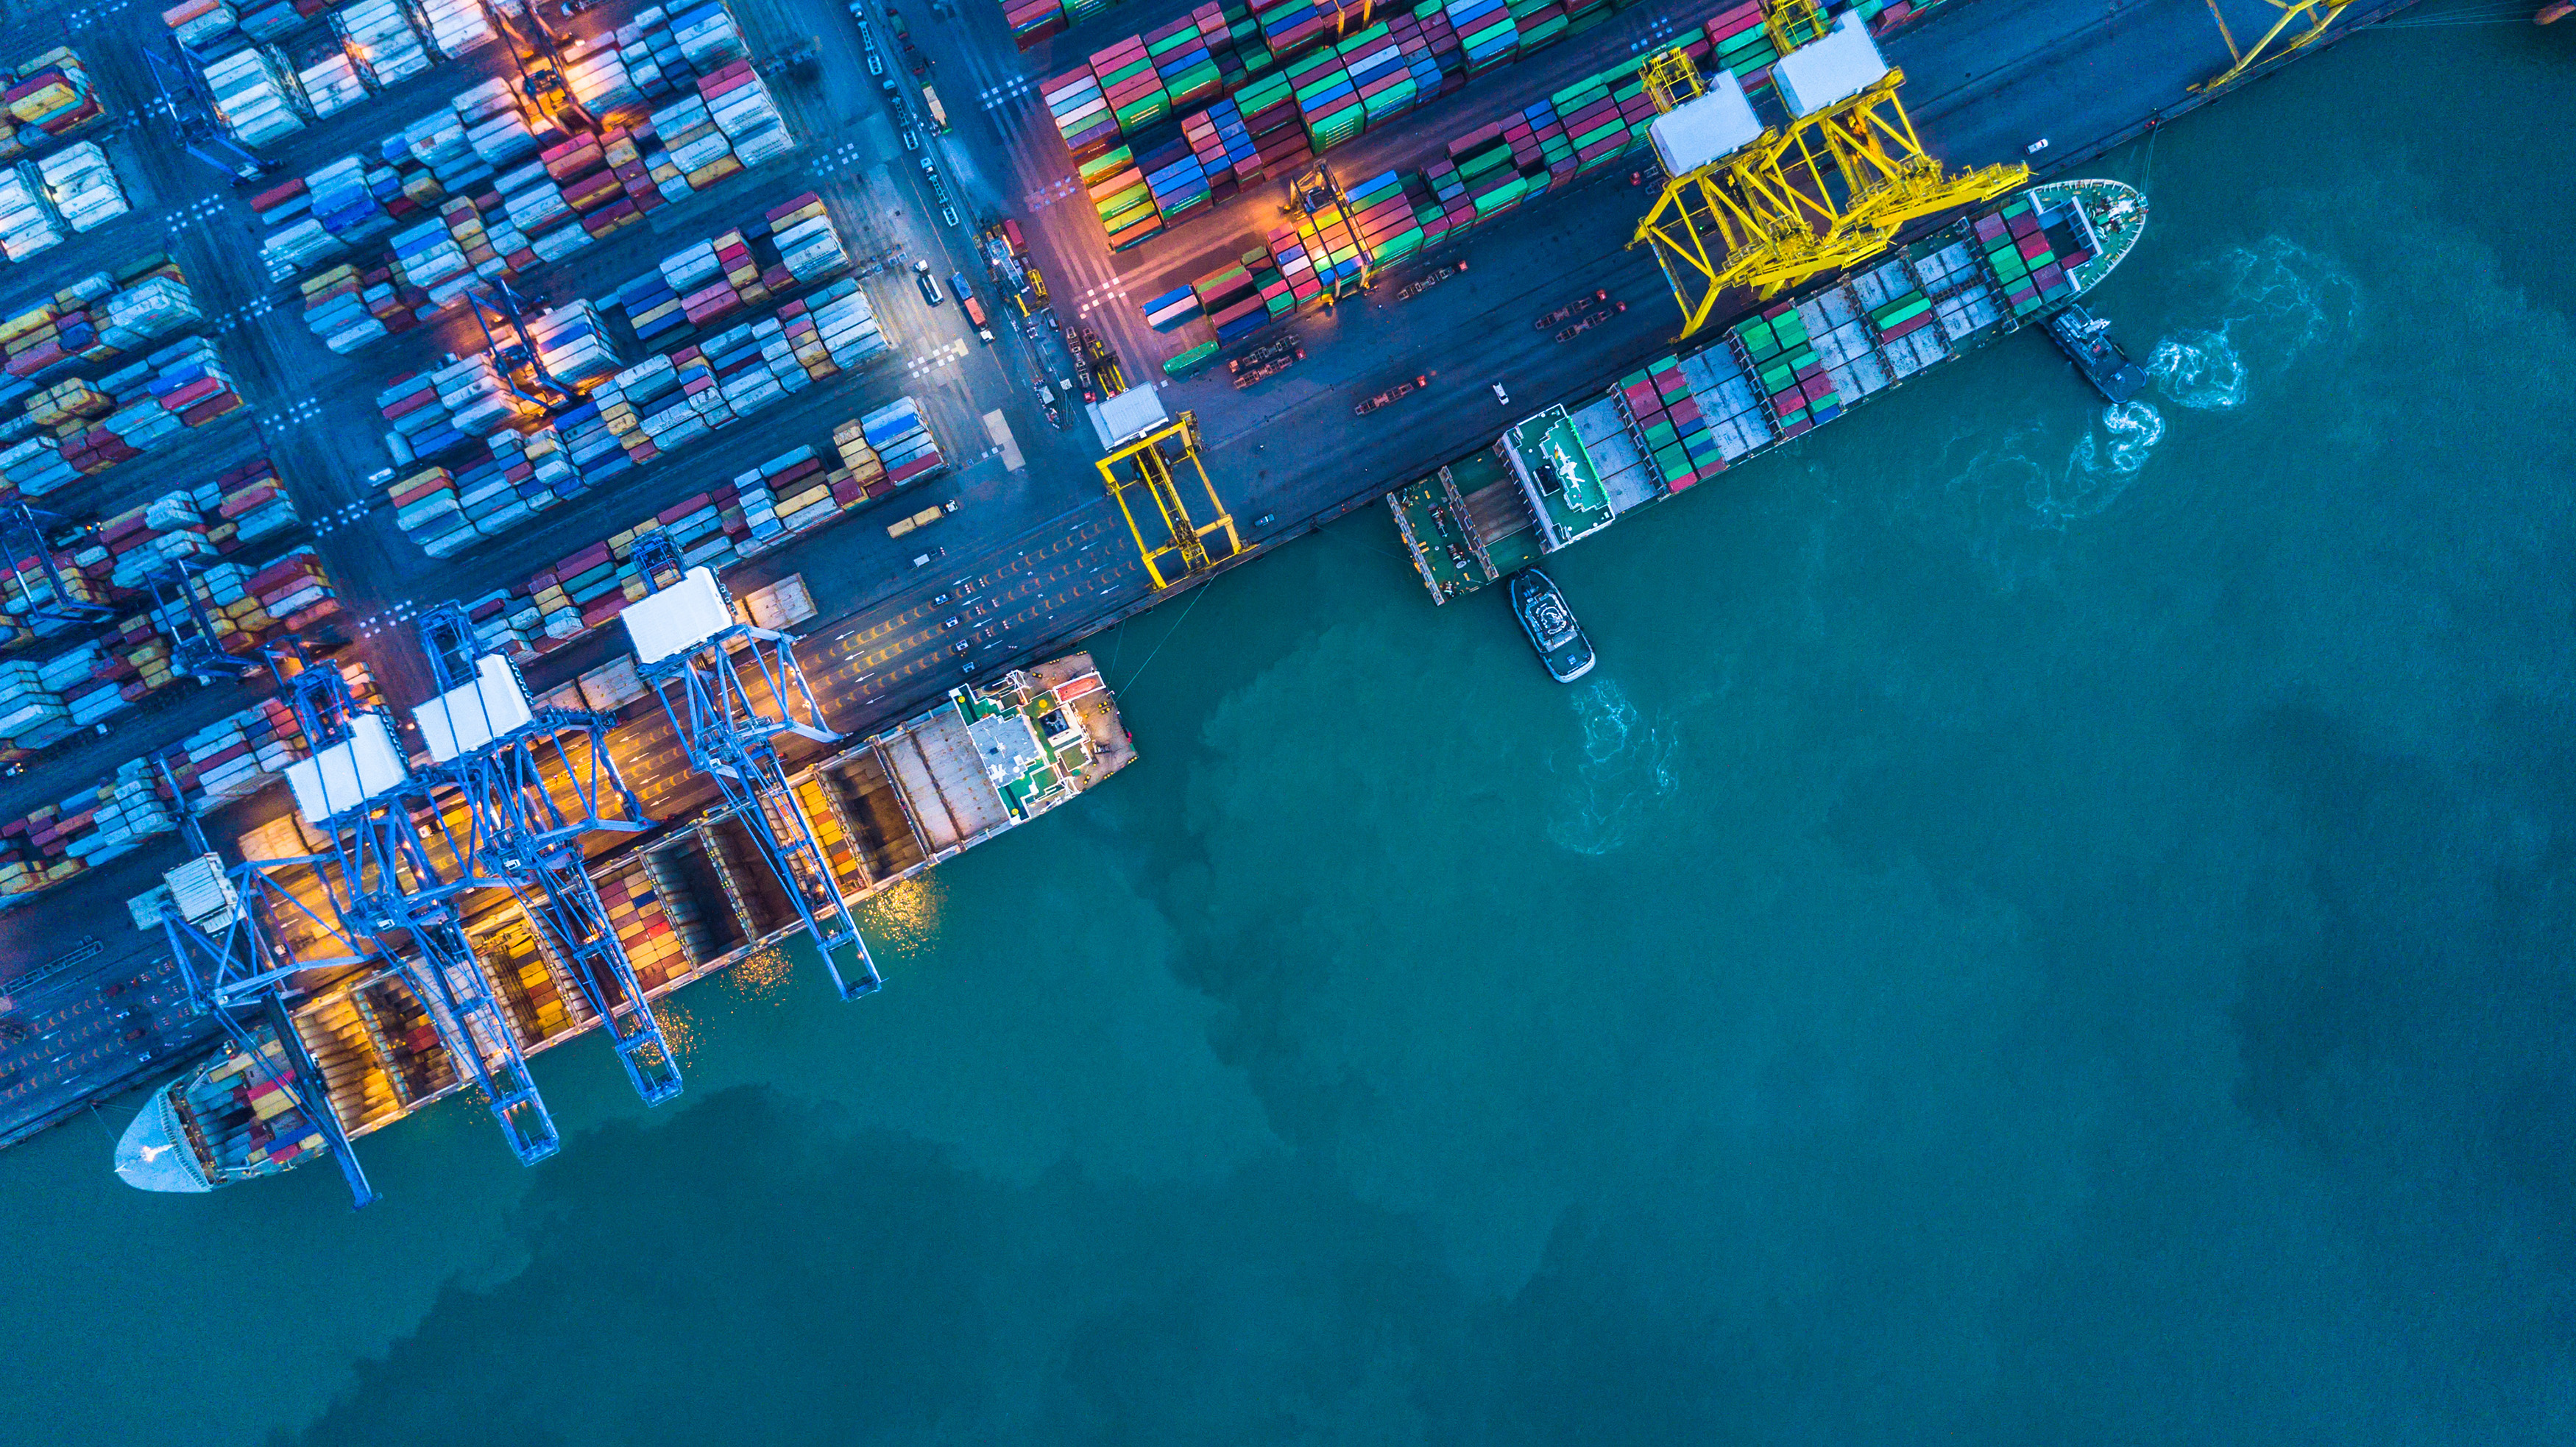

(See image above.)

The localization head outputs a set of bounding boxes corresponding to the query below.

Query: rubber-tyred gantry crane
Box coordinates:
[410,604,680,1106]
[621,534,881,999]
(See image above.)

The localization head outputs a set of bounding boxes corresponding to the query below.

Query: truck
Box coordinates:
[951,273,993,342]
[921,82,949,132]
[885,500,956,539]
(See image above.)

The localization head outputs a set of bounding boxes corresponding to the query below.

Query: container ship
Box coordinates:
[113,654,1133,1195]
[1390,178,2145,600]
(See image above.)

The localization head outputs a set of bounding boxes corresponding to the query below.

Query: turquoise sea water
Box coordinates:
[8,21,2576,1444]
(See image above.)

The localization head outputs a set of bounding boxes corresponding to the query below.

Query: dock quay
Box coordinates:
[0,0,2411,1181]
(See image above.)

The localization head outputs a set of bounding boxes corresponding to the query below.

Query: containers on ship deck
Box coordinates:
[643,827,754,967]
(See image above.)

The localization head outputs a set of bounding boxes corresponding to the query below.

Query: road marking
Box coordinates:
[813,141,871,178]
[976,76,1034,108]
[979,409,1024,472]
[902,338,971,377]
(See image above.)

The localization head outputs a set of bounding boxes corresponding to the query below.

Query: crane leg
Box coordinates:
[525,857,684,1105]
[408,922,562,1164]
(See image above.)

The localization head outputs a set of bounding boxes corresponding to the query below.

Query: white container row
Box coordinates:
[333,0,432,90]
[0,144,127,262]
[202,46,308,146]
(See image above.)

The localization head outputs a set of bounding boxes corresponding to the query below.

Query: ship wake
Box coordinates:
[1547,680,1680,857]
[2148,236,2359,411]
[2032,400,2166,523]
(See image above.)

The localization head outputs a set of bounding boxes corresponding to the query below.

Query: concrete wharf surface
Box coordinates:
[0,0,2415,1149]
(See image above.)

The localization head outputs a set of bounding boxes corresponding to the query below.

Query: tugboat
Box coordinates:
[2045,303,2150,403]
[1509,568,1594,682]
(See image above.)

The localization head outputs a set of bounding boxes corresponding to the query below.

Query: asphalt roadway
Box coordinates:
[0,0,2418,1149]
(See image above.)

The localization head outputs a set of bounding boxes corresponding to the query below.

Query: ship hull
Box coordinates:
[1393,180,2150,605]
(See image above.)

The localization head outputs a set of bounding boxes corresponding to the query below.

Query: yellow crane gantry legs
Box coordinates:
[2193,0,2356,92]
[1099,413,1242,590]
[1640,46,1704,113]
[1630,56,2027,342]
[1763,0,1828,51]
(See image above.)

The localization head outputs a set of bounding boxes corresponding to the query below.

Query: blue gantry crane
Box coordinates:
[154,757,381,1209]
[1,503,112,629]
[620,534,881,998]
[409,604,680,1105]
[141,45,279,185]
[148,563,264,684]
[275,654,562,1165]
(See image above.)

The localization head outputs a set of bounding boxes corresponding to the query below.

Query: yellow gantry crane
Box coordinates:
[1640,46,1704,113]
[2193,0,2356,92]
[1763,0,1829,51]
[1098,412,1242,590]
[1629,38,2026,341]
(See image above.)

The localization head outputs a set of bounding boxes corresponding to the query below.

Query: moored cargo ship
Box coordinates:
[113,654,1135,1194]
[1390,179,2146,601]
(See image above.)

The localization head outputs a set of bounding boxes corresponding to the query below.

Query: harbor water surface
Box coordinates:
[8,18,2576,1444]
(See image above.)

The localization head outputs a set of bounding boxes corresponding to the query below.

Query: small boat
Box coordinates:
[1509,568,1594,682]
[2045,303,2150,403]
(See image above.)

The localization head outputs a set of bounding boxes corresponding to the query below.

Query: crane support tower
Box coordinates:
[277,657,563,1166]
[621,535,882,1000]
[1640,46,1705,114]
[2193,0,2357,92]
[1099,411,1242,590]
[409,605,681,1106]
[1632,20,2026,339]
[1763,0,1830,51]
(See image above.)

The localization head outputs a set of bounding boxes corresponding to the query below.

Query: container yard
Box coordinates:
[0,0,2419,1197]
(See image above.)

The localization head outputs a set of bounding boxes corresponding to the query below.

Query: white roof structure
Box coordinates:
[163,853,240,930]
[621,566,735,666]
[1086,384,1169,451]
[286,714,411,827]
[412,654,537,763]
[1773,12,1890,118]
[966,710,1044,786]
[1647,73,1763,177]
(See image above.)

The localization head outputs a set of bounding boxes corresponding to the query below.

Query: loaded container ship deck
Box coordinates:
[114,653,1133,1192]
[1392,178,2142,600]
